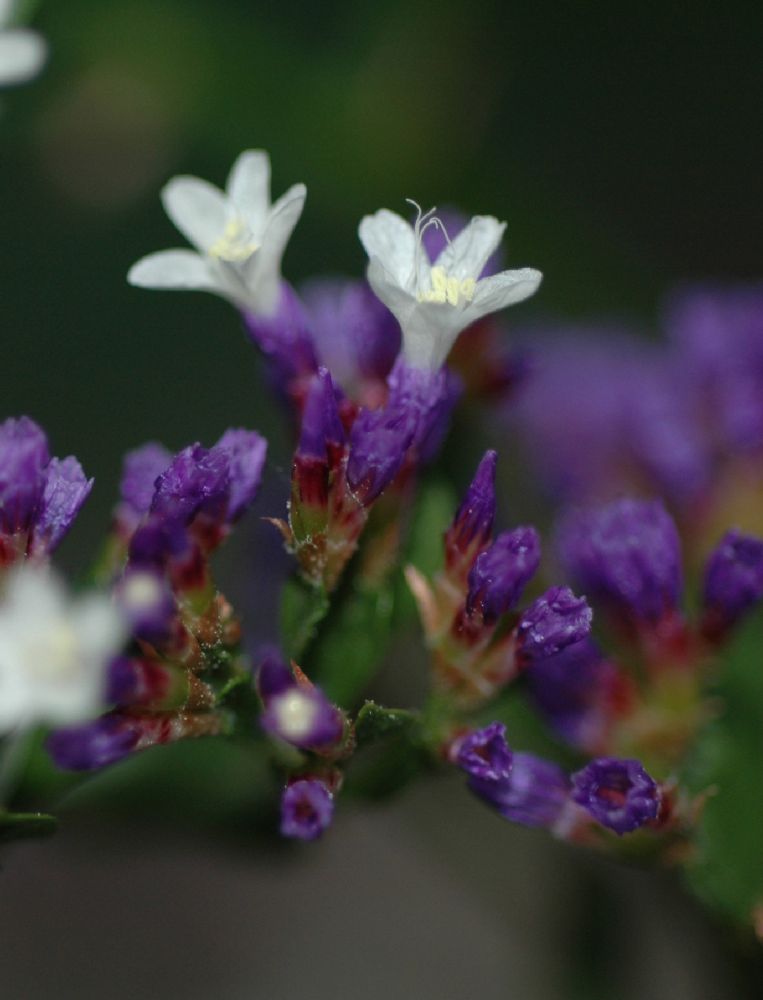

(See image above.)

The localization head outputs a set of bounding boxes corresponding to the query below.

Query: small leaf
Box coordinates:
[0,810,58,844]
[355,701,419,747]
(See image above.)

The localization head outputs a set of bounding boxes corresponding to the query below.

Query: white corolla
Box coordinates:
[0,0,47,87]
[0,566,126,733]
[359,203,542,370]
[128,149,306,317]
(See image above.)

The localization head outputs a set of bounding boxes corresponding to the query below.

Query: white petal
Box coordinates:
[161,176,228,253]
[128,249,220,292]
[472,267,543,312]
[358,210,416,288]
[435,215,506,280]
[0,0,15,27]
[245,182,306,314]
[0,29,46,86]
[226,149,271,234]
[366,256,417,329]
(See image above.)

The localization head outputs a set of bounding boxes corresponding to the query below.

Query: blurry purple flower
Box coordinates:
[517,586,592,661]
[571,757,660,835]
[466,527,541,623]
[455,722,513,782]
[280,778,334,841]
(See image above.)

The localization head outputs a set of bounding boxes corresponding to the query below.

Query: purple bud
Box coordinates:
[468,752,569,829]
[30,456,93,556]
[128,514,191,571]
[244,282,318,390]
[571,758,660,835]
[466,526,541,622]
[46,716,140,771]
[0,416,49,536]
[346,405,417,506]
[557,498,682,623]
[261,684,343,750]
[151,444,230,523]
[301,279,401,389]
[517,586,592,661]
[280,778,334,841]
[297,368,345,460]
[455,722,513,781]
[114,569,176,643]
[119,442,172,520]
[445,450,497,564]
[703,530,763,632]
[214,428,267,522]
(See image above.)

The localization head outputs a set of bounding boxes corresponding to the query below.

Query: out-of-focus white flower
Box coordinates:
[0,0,47,87]
[358,203,542,370]
[128,149,306,317]
[0,565,126,733]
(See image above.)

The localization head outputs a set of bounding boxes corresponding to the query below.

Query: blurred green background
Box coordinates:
[2,2,763,997]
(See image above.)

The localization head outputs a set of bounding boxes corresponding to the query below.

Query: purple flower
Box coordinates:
[557,498,682,623]
[301,278,401,391]
[297,368,345,460]
[466,527,541,623]
[445,450,497,565]
[280,778,334,841]
[119,442,173,523]
[0,417,92,559]
[244,282,318,392]
[468,752,570,829]
[214,428,268,522]
[256,649,295,700]
[151,444,231,523]
[30,457,93,556]
[571,758,660,835]
[455,722,513,782]
[703,530,763,633]
[517,586,592,661]
[46,716,140,771]
[0,416,50,536]
[525,638,628,752]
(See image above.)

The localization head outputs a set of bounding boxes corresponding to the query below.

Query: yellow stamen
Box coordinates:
[209,218,259,262]
[418,265,477,306]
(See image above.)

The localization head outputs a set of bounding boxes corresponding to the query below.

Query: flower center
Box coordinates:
[407,200,477,308]
[273,689,317,741]
[208,217,259,263]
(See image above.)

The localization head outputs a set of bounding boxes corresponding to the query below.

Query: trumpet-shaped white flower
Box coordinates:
[359,203,542,370]
[0,0,47,87]
[0,566,126,733]
[128,150,306,317]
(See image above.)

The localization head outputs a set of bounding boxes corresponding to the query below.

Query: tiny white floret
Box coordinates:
[0,0,47,87]
[271,689,318,743]
[358,201,542,370]
[128,149,306,317]
[0,565,126,733]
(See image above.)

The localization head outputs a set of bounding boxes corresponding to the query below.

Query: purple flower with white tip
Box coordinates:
[359,203,541,371]
[702,529,763,636]
[114,568,176,643]
[455,722,513,782]
[468,752,570,829]
[571,758,660,835]
[517,586,592,662]
[280,778,334,841]
[261,684,343,750]
[557,498,682,623]
[466,526,541,623]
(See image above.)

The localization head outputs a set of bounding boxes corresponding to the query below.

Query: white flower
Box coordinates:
[0,566,126,733]
[128,150,306,317]
[358,203,542,370]
[0,0,47,87]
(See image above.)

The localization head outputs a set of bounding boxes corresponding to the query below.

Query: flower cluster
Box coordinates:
[47,428,267,770]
